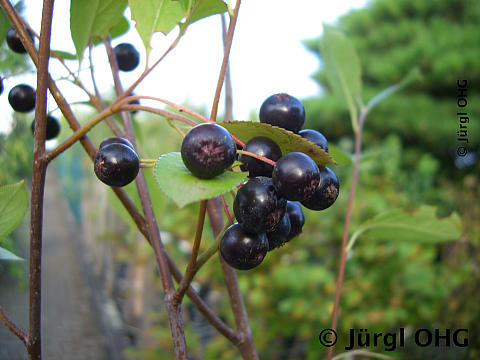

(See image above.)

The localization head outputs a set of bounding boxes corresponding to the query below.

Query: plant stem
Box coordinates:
[206,198,258,360]
[105,36,188,359]
[172,200,208,305]
[236,150,276,166]
[27,1,54,358]
[327,107,366,360]
[210,0,242,122]
[0,308,28,347]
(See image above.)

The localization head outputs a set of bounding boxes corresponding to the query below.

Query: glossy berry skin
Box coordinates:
[181,123,236,179]
[220,223,268,270]
[31,115,60,140]
[259,93,305,133]
[6,27,34,54]
[267,214,291,251]
[239,136,282,178]
[301,166,339,210]
[99,136,134,150]
[94,143,139,187]
[299,129,329,153]
[234,176,287,234]
[0,78,4,96]
[114,43,140,71]
[8,84,36,113]
[286,201,305,240]
[272,152,320,201]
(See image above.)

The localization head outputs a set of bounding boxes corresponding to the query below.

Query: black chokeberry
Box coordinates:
[31,115,60,140]
[220,223,268,270]
[8,84,36,113]
[301,167,339,210]
[259,93,305,133]
[94,143,140,187]
[299,129,329,153]
[0,78,3,96]
[6,27,34,54]
[286,201,305,240]
[239,136,282,178]
[272,152,320,201]
[266,214,291,251]
[233,176,287,234]
[181,123,236,179]
[99,136,134,150]
[114,43,140,71]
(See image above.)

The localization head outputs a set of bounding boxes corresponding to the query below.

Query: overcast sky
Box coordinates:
[1,0,367,133]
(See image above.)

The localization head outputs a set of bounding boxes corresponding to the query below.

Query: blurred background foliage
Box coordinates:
[1,0,479,359]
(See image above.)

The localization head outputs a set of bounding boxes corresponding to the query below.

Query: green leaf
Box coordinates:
[50,50,77,60]
[0,246,23,261]
[70,0,128,59]
[129,0,184,51]
[182,0,228,24]
[0,8,10,47]
[346,206,463,252]
[321,24,362,131]
[154,152,247,208]
[328,144,353,166]
[0,181,28,241]
[218,121,337,166]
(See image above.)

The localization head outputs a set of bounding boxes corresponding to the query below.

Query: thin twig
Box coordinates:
[210,0,242,122]
[104,36,188,359]
[327,108,367,360]
[332,349,395,360]
[172,200,208,305]
[0,308,28,347]
[236,149,276,166]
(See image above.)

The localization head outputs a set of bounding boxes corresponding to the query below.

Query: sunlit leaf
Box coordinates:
[321,24,362,130]
[129,0,184,51]
[70,0,128,59]
[154,152,247,208]
[219,121,336,166]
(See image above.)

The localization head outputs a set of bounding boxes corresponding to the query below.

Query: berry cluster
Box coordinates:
[178,93,339,270]
[2,27,62,141]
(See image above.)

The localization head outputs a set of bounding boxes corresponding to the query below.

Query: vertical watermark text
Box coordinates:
[456,79,469,157]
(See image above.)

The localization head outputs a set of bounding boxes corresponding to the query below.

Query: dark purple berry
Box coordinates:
[286,201,305,240]
[8,84,36,112]
[99,136,134,150]
[94,143,139,187]
[239,136,282,178]
[6,27,34,54]
[272,152,320,201]
[31,115,60,140]
[259,93,305,133]
[114,43,140,71]
[267,214,291,251]
[0,78,4,96]
[220,223,268,270]
[301,167,339,210]
[181,123,236,179]
[299,129,329,153]
[128,94,140,114]
[233,176,287,234]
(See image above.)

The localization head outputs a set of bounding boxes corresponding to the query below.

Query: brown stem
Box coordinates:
[327,109,366,360]
[105,36,188,359]
[172,200,208,305]
[27,1,55,359]
[206,198,258,360]
[210,0,242,122]
[236,149,276,166]
[0,308,28,347]
[221,14,233,122]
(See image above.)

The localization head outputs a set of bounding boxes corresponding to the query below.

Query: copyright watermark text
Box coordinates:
[318,328,468,352]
